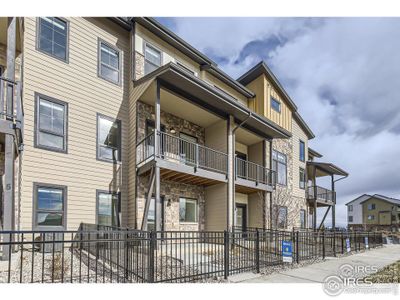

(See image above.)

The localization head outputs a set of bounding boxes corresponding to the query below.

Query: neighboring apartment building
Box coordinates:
[0,17,348,236]
[346,194,400,231]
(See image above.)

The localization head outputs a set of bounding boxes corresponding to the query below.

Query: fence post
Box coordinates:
[148,231,155,283]
[333,231,336,257]
[124,229,129,282]
[341,232,344,254]
[296,231,299,264]
[322,231,325,259]
[255,229,260,273]
[224,230,229,279]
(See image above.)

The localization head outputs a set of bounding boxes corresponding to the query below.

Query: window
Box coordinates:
[98,40,121,84]
[271,97,281,113]
[300,209,306,229]
[144,43,161,75]
[37,17,68,62]
[34,183,66,228]
[299,140,305,162]
[97,191,120,227]
[367,215,375,220]
[277,206,287,229]
[179,198,198,223]
[35,94,68,153]
[299,168,306,189]
[348,205,353,212]
[97,114,121,162]
[368,204,376,210]
[272,150,287,186]
[348,216,353,222]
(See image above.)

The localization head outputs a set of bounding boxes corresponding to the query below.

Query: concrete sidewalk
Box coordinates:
[231,245,400,283]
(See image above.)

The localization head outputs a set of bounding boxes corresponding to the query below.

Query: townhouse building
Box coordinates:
[346,194,400,231]
[0,17,348,236]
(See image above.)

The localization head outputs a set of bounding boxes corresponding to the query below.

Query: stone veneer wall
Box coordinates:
[136,101,206,231]
[134,52,145,81]
[265,137,308,230]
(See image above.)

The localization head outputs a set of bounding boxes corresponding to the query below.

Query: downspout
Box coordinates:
[230,112,251,231]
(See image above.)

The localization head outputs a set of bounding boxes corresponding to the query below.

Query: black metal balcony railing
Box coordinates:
[136,131,276,187]
[136,131,228,175]
[307,186,336,203]
[236,157,276,186]
[0,76,23,125]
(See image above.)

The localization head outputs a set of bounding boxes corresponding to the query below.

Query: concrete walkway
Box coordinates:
[231,245,400,283]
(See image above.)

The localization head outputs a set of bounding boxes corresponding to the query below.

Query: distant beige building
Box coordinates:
[0,17,348,237]
[346,194,400,231]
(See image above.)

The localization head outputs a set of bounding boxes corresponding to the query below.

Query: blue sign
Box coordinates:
[346,238,351,252]
[282,240,293,263]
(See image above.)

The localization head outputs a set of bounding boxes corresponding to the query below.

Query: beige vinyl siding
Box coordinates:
[248,141,263,165]
[205,119,227,153]
[248,193,263,228]
[292,118,308,198]
[201,71,248,106]
[135,23,200,76]
[21,17,130,230]
[204,183,227,231]
[235,142,248,156]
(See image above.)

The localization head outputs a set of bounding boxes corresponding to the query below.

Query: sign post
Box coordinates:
[282,240,293,263]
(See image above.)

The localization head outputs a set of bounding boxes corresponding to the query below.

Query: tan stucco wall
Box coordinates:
[205,119,227,153]
[21,17,131,230]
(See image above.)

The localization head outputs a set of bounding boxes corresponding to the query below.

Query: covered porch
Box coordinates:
[307,161,348,231]
[134,62,289,232]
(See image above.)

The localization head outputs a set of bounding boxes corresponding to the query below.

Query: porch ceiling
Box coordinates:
[140,81,222,128]
[134,63,291,140]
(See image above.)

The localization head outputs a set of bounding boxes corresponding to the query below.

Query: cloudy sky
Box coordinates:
[157,17,400,226]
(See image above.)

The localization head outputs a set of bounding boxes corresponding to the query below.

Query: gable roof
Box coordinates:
[237,61,315,139]
[359,194,400,206]
[237,61,297,111]
[345,194,371,205]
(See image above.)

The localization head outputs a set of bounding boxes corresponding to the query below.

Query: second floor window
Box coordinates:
[299,167,306,189]
[348,205,353,212]
[299,140,305,162]
[144,43,161,75]
[99,41,120,84]
[272,150,287,186]
[35,94,68,153]
[97,114,121,162]
[37,17,68,62]
[271,96,281,113]
[368,203,376,210]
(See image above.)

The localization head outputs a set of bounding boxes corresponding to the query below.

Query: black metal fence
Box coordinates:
[0,225,383,283]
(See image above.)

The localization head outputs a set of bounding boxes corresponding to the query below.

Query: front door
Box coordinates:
[235,203,247,231]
